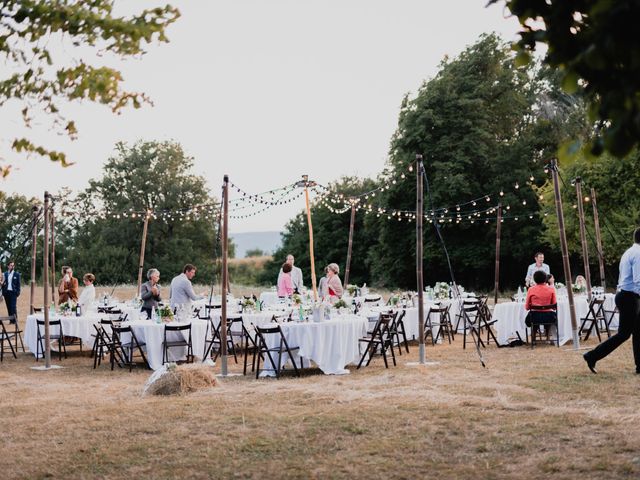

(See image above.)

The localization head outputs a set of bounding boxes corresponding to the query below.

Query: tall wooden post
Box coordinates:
[303,175,318,301]
[574,178,592,300]
[343,201,357,289]
[43,192,52,368]
[416,155,425,364]
[30,205,39,315]
[550,159,580,348]
[591,188,606,289]
[50,204,56,304]
[136,212,150,296]
[220,175,229,376]
[494,204,502,305]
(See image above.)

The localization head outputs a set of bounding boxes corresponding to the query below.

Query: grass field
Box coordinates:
[1,286,639,479]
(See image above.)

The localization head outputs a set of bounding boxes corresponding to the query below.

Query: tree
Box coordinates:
[0,0,180,175]
[0,191,39,278]
[368,34,581,289]
[245,248,265,258]
[490,0,640,158]
[57,140,219,285]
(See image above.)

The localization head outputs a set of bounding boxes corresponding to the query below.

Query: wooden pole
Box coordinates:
[30,205,39,315]
[550,159,580,348]
[50,203,56,304]
[343,202,357,289]
[416,155,425,364]
[136,212,150,296]
[494,204,502,305]
[591,188,606,289]
[220,175,229,376]
[303,175,318,301]
[43,192,51,368]
[574,178,592,300]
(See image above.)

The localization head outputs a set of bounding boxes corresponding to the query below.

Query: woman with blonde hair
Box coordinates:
[325,263,343,301]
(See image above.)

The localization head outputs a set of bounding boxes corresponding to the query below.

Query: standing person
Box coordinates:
[277,262,294,297]
[318,266,329,299]
[169,264,202,310]
[277,254,304,293]
[140,268,161,319]
[325,263,343,302]
[2,261,21,322]
[77,273,96,312]
[57,266,79,304]
[525,252,551,287]
[584,228,640,374]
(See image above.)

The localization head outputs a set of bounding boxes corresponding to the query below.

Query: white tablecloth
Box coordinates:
[493,294,616,346]
[260,315,368,376]
[259,291,281,307]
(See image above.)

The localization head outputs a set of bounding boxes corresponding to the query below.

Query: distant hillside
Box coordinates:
[230,231,282,258]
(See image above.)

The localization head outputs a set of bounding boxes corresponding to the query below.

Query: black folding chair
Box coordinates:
[0,316,17,361]
[36,319,66,361]
[579,297,607,341]
[110,324,149,371]
[528,304,559,348]
[388,310,409,354]
[357,313,396,369]
[162,323,194,365]
[203,316,240,363]
[3,314,25,353]
[425,304,454,345]
[254,324,302,379]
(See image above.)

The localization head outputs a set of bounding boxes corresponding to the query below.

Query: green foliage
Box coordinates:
[245,248,265,257]
[0,191,39,276]
[491,0,640,158]
[56,140,218,285]
[538,150,640,282]
[0,0,180,173]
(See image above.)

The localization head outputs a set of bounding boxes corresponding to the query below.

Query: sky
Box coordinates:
[1,0,521,233]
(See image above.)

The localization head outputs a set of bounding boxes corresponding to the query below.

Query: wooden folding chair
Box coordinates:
[254,324,302,378]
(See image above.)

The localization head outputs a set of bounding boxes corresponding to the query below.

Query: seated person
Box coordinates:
[525,270,558,326]
[546,274,555,287]
[575,275,587,289]
[77,273,96,312]
[277,262,294,297]
[326,263,343,302]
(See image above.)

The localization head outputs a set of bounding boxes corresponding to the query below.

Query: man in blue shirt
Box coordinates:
[525,252,551,287]
[584,228,640,374]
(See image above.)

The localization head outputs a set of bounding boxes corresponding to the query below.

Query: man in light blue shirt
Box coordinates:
[169,264,203,310]
[525,252,550,287]
[584,228,640,374]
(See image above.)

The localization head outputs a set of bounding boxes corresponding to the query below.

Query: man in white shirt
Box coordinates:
[525,252,550,287]
[277,254,304,293]
[169,264,203,310]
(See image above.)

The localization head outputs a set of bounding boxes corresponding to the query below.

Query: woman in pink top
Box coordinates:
[277,262,294,297]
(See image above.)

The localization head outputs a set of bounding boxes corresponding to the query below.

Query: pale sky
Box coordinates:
[1,0,520,233]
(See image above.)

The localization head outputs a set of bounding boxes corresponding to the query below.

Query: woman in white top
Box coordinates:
[78,273,96,312]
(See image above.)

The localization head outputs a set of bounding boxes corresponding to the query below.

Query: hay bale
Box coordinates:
[143,364,218,396]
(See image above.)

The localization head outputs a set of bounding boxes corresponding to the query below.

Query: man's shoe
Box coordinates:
[583,353,597,374]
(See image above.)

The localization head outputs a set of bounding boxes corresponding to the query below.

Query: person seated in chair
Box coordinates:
[525,270,558,326]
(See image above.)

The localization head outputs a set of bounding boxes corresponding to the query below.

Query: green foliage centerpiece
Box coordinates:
[157,305,174,323]
[58,300,76,315]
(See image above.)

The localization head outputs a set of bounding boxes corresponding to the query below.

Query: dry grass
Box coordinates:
[2,286,640,479]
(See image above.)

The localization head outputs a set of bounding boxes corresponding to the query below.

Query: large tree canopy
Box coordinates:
[0,0,180,175]
[490,0,640,158]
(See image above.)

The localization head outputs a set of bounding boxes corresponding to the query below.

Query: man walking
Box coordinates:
[584,228,640,374]
[2,261,21,323]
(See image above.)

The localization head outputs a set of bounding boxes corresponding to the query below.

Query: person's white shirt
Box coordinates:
[6,270,14,291]
[78,284,96,311]
[525,263,550,286]
[277,266,303,292]
[169,273,201,309]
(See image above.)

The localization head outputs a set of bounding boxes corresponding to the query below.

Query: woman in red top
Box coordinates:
[525,270,557,325]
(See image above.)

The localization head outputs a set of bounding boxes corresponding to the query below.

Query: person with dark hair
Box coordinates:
[584,228,640,374]
[78,273,96,311]
[169,264,202,309]
[2,261,21,322]
[277,254,304,294]
[525,270,557,325]
[277,262,294,297]
[525,252,550,287]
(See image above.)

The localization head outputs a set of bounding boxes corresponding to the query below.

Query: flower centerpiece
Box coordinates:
[389,293,401,307]
[59,300,76,315]
[555,282,565,289]
[242,297,256,311]
[346,284,358,296]
[572,283,586,294]
[292,293,302,306]
[434,282,450,300]
[157,305,174,323]
[332,298,350,315]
